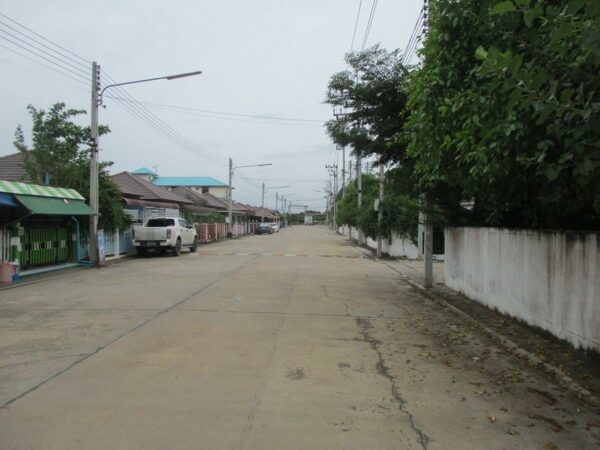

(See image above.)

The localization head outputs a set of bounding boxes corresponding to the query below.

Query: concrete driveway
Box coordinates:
[0,226,598,449]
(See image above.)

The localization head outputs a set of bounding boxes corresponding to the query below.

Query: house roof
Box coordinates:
[131,167,157,176]
[111,172,192,204]
[172,186,208,205]
[0,179,85,200]
[196,192,230,209]
[0,153,29,182]
[152,176,227,187]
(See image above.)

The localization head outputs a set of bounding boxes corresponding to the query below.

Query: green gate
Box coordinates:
[22,227,71,268]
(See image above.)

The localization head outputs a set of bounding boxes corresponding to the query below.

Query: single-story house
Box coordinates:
[0,180,95,272]
[111,171,193,223]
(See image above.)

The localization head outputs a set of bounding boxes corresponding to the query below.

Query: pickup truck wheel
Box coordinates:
[172,238,181,256]
[190,237,198,252]
[136,247,147,257]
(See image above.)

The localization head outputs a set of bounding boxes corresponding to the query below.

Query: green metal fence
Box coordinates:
[21,227,71,268]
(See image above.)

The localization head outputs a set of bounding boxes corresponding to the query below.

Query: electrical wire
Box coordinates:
[402,10,424,63]
[0,33,89,82]
[403,2,428,65]
[0,43,89,87]
[0,26,89,77]
[0,14,226,167]
[101,77,227,166]
[102,97,325,127]
[361,0,379,51]
[350,0,363,52]
[0,12,91,65]
[236,176,327,183]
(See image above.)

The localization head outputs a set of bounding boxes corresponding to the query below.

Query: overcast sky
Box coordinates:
[0,0,422,211]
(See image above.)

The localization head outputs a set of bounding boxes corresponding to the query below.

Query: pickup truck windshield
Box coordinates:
[146,218,175,227]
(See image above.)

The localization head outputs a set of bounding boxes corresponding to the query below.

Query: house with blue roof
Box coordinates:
[131,168,229,199]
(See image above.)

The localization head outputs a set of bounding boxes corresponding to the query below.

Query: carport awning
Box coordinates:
[15,195,96,216]
[0,192,17,207]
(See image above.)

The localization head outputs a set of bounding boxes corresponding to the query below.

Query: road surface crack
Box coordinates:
[356,317,430,450]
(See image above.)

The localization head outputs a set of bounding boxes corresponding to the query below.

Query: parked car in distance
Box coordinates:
[132,217,198,256]
[255,223,274,234]
[269,223,279,233]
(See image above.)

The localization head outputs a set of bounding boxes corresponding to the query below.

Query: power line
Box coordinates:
[0,43,89,87]
[0,12,90,65]
[102,77,227,166]
[103,97,325,126]
[0,32,89,82]
[403,1,428,65]
[0,21,89,75]
[402,10,424,63]
[236,176,326,183]
[0,17,225,166]
[350,0,363,52]
[361,0,379,51]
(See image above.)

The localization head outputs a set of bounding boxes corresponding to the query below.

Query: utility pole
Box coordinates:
[261,182,265,208]
[326,164,338,231]
[228,157,233,237]
[356,155,363,245]
[89,61,100,266]
[423,194,434,288]
[341,146,346,195]
[88,65,202,261]
[377,162,384,258]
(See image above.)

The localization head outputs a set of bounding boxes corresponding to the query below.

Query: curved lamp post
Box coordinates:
[88,62,202,265]
[228,160,272,237]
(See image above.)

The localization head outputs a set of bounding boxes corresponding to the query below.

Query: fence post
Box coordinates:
[114,228,120,256]
[423,195,433,288]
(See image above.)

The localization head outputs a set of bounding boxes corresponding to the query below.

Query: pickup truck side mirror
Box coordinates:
[187,225,193,229]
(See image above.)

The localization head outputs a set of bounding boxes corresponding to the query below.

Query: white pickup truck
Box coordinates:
[132,217,198,256]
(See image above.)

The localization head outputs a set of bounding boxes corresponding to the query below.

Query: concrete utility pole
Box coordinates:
[377,162,384,258]
[341,146,346,195]
[356,155,363,245]
[423,195,434,288]
[90,66,202,260]
[261,182,265,208]
[333,166,338,230]
[89,62,100,266]
[228,157,233,237]
[326,164,338,231]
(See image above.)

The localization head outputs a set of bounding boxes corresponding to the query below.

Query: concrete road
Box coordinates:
[0,226,598,449]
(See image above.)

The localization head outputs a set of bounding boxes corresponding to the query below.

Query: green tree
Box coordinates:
[336,173,421,242]
[14,103,129,231]
[405,0,600,229]
[325,46,424,239]
[325,45,410,164]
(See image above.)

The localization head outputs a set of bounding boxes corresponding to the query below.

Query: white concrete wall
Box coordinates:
[338,226,419,259]
[445,227,600,351]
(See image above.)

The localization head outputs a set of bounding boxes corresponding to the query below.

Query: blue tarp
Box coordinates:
[0,192,16,207]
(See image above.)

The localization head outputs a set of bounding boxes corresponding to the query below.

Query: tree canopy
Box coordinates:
[14,103,129,231]
[404,0,600,229]
[325,45,411,164]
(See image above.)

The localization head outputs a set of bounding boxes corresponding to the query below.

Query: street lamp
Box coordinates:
[228,159,272,237]
[262,184,289,210]
[88,62,202,265]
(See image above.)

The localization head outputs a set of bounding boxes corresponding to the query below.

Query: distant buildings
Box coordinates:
[131,167,229,198]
